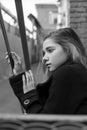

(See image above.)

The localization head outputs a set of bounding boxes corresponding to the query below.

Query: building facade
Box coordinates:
[35,0,87,53]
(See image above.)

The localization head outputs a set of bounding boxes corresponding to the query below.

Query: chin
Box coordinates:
[48,67,55,72]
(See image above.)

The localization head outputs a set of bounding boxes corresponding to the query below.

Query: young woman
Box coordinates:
[7,27,87,114]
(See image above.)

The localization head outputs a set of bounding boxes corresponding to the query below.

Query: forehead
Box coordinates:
[43,39,58,49]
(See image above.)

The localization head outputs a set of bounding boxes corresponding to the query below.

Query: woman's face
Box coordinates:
[42,38,68,72]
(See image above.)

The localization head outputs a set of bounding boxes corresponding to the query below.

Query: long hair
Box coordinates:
[43,27,87,68]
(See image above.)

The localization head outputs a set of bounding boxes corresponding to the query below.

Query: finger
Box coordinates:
[26,70,33,82]
[11,52,19,61]
[5,52,9,59]
[29,70,34,81]
[11,52,21,64]
[5,54,11,60]
[5,55,8,60]
[24,72,32,93]
[5,52,15,63]
[26,71,31,83]
[5,55,10,64]
[12,52,21,61]
[5,54,12,64]
[22,74,26,93]
[27,70,35,88]
[22,74,25,87]
[26,71,35,90]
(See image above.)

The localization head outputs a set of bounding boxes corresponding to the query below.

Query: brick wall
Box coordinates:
[70,0,87,52]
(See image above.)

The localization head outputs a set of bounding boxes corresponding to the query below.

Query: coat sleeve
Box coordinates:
[9,73,42,113]
[9,65,86,114]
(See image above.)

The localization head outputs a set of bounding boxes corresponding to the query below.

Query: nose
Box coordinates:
[42,53,49,64]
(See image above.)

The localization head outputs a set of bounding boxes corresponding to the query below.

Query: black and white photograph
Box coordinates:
[0,0,87,129]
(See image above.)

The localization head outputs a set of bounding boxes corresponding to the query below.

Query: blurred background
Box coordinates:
[0,0,87,114]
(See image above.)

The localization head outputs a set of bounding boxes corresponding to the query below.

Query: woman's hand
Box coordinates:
[22,70,35,94]
[5,52,23,75]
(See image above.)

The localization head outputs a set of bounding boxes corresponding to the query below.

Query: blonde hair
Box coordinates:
[36,28,87,84]
[43,27,87,68]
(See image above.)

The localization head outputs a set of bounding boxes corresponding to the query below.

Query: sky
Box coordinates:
[0,0,57,31]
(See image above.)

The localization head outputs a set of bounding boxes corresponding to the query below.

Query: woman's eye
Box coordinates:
[47,49,54,53]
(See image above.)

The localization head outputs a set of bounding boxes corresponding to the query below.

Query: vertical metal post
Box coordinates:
[15,0,31,71]
[0,6,14,70]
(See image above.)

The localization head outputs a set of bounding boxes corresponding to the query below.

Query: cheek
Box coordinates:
[53,50,67,66]
[53,50,63,60]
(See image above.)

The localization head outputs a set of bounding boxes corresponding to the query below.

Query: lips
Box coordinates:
[46,63,51,67]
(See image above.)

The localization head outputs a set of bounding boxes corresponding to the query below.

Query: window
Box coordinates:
[49,11,58,25]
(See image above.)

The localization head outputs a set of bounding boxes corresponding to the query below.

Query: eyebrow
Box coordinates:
[45,46,55,51]
[42,46,55,52]
[46,46,55,50]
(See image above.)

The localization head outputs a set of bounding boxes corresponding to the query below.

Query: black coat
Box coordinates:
[9,59,87,114]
